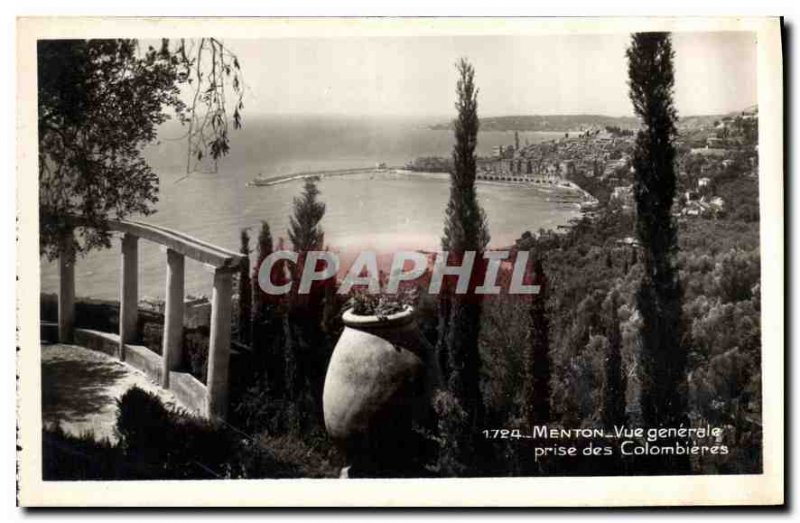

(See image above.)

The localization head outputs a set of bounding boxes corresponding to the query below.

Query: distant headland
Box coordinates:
[428,112,737,133]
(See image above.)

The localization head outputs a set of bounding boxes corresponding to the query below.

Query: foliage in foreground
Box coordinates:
[436,58,491,475]
[43,386,338,480]
[38,38,244,261]
[481,205,762,475]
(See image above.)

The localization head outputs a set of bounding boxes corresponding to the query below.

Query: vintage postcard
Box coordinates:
[16,16,783,506]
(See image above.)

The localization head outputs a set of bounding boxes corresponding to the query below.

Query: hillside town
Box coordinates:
[476,126,635,185]
[415,105,759,222]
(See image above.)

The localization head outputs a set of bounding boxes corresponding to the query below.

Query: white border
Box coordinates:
[15,16,784,507]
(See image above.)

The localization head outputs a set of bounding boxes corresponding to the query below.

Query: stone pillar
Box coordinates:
[161,248,185,388]
[57,235,75,344]
[207,268,234,420]
[119,233,139,360]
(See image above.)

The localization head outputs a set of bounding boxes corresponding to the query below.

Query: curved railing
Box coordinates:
[55,219,245,420]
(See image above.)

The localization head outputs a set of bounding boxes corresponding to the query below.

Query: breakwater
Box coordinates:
[249,165,596,204]
[247,166,401,187]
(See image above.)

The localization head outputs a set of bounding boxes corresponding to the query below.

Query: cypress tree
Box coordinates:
[523,257,551,427]
[602,290,626,429]
[627,33,688,472]
[238,229,252,345]
[255,221,274,274]
[251,221,282,391]
[252,220,275,331]
[437,58,490,474]
[286,179,328,427]
[289,178,325,253]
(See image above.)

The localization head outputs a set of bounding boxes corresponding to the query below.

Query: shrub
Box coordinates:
[116,386,235,478]
[346,287,417,318]
[712,249,760,303]
[45,386,318,480]
[233,379,299,434]
[42,426,125,480]
[254,433,342,478]
[431,389,469,477]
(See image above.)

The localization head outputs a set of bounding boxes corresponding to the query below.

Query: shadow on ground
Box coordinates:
[41,354,128,426]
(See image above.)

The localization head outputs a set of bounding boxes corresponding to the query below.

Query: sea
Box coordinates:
[40,115,581,301]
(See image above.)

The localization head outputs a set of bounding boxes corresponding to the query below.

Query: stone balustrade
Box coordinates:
[56,219,245,421]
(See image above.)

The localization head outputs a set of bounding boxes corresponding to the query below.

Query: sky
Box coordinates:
[220,31,757,118]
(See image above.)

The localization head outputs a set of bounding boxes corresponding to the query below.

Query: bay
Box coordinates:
[40,115,580,300]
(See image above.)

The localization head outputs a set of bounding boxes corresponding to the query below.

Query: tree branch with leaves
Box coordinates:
[38,38,245,260]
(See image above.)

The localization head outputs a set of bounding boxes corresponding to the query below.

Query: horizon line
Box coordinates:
[224,107,754,121]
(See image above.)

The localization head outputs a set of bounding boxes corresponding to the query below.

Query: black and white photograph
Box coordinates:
[15,16,784,507]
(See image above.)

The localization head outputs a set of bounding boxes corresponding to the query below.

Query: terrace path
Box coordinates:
[53,219,246,421]
[41,343,186,443]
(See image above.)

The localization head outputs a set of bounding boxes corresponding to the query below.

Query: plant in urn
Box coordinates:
[322,291,434,477]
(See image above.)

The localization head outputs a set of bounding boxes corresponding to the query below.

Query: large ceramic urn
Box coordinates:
[322,306,433,477]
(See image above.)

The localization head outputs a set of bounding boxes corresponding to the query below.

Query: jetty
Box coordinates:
[246,163,598,208]
[247,165,396,187]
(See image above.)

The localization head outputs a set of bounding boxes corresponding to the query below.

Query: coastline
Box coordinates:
[247,165,597,204]
[247,165,597,237]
